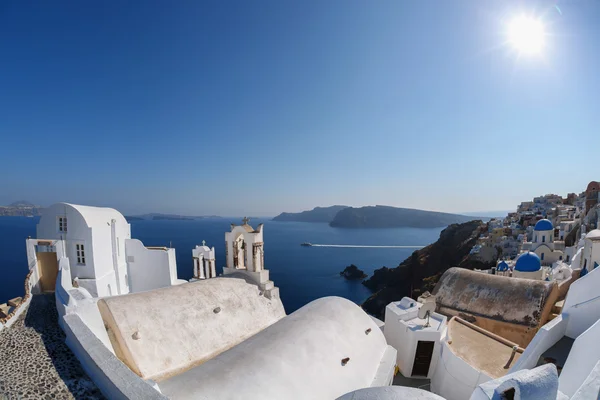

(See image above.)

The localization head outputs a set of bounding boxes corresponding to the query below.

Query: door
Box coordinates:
[412,340,435,377]
[37,252,59,292]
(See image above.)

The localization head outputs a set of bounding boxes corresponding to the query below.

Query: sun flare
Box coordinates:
[508,16,545,54]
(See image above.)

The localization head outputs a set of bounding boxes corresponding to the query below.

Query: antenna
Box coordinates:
[418,301,436,328]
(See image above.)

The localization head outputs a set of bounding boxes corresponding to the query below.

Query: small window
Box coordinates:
[566,255,570,262]
[542,235,546,243]
[76,243,86,265]
[58,217,68,232]
[541,253,545,261]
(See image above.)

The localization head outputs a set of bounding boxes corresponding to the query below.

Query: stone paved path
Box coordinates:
[0,294,105,400]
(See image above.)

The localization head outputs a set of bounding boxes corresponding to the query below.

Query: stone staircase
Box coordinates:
[259,280,279,300]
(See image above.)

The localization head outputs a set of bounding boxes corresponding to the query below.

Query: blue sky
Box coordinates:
[1,1,599,216]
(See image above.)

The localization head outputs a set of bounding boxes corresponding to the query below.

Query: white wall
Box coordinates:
[563,266,600,338]
[533,230,554,248]
[533,245,563,266]
[570,360,600,400]
[125,239,177,293]
[62,313,167,400]
[559,317,600,397]
[582,238,600,271]
[37,203,95,280]
[513,269,543,280]
[384,307,444,379]
[508,314,568,373]
[36,203,131,297]
[54,256,114,351]
[431,339,492,400]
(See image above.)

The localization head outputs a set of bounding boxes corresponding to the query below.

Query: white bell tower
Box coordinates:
[192,240,216,280]
[223,218,278,299]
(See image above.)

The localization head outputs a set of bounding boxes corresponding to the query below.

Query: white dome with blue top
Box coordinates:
[534,219,554,231]
[515,252,541,272]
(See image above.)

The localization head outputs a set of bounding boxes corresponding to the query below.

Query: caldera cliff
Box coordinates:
[361,219,498,319]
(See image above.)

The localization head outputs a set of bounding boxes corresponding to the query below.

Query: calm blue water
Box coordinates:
[0,217,443,313]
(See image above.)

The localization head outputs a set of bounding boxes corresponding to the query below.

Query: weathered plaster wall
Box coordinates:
[97,277,285,381]
[159,297,394,400]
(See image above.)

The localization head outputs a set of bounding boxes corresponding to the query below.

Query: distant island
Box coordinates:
[272,205,348,223]
[125,213,224,221]
[0,201,44,217]
[273,204,482,229]
[152,215,193,221]
[330,205,482,228]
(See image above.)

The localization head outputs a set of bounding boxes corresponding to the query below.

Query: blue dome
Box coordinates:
[497,261,509,271]
[515,252,541,272]
[534,219,554,231]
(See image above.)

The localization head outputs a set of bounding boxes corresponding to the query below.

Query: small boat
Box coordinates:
[300,242,312,247]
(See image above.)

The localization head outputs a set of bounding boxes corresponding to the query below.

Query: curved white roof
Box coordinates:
[337,386,445,400]
[159,297,393,400]
[63,203,127,228]
[586,229,600,240]
[97,277,286,381]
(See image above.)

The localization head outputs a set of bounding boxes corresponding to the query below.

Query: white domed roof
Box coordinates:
[586,229,600,240]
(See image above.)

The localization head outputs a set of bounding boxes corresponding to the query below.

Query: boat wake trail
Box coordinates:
[310,244,424,249]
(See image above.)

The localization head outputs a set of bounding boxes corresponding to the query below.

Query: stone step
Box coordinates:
[260,280,274,291]
[0,303,11,318]
[7,297,23,308]
[551,300,565,315]
[264,286,280,300]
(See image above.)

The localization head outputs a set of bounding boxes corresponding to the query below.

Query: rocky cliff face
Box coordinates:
[361,220,495,319]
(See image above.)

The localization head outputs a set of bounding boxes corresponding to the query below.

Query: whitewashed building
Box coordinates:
[20,203,398,400]
[384,297,447,379]
[26,203,183,298]
[581,229,600,274]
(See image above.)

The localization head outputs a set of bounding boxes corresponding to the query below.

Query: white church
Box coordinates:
[521,219,565,266]
[10,202,600,399]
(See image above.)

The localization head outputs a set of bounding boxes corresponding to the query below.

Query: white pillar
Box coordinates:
[197,257,205,279]
[204,259,210,279]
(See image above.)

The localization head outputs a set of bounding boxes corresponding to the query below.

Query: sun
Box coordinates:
[508,16,545,54]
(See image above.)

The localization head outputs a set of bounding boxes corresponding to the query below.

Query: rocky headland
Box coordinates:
[361,220,498,319]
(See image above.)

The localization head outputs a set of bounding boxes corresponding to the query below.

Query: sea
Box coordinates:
[0,217,443,313]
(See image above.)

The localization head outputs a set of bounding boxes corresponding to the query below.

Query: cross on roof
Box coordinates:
[202,240,206,246]
[242,216,250,225]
